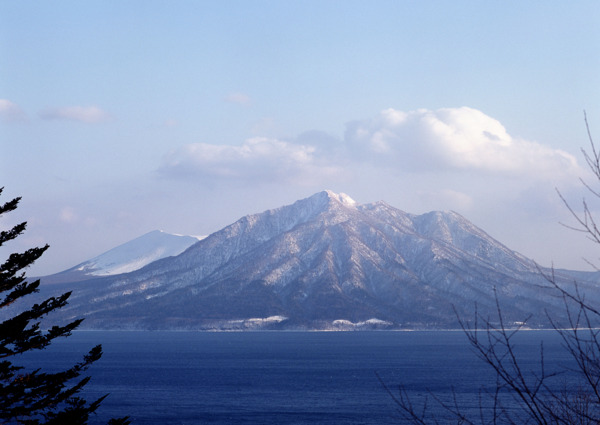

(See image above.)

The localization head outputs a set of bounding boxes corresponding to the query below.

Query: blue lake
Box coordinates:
[19,331,577,424]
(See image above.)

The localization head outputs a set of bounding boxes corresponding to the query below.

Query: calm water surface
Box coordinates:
[20,331,576,424]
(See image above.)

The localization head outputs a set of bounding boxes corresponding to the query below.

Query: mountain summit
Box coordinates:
[44,191,599,330]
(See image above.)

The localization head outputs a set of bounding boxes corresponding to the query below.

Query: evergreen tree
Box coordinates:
[0,188,129,425]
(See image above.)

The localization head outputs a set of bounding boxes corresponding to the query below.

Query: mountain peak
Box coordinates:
[322,190,357,206]
[305,190,357,210]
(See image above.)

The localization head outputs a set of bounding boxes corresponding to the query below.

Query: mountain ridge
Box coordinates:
[36,190,600,330]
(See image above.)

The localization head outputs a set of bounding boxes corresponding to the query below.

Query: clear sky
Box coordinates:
[1,1,599,276]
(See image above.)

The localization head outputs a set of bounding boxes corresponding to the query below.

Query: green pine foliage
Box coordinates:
[0,188,129,425]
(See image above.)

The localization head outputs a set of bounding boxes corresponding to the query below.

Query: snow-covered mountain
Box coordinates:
[40,190,600,330]
[42,230,201,283]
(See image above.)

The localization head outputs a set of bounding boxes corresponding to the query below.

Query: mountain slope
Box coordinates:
[42,191,600,330]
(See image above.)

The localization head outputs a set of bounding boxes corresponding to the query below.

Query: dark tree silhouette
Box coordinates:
[0,188,129,425]
[382,115,600,424]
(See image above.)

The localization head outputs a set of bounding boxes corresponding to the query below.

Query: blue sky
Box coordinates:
[1,1,599,275]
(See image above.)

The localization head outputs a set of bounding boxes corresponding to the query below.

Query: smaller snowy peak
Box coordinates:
[67,230,200,277]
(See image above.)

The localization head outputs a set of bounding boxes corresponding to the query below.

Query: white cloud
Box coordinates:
[39,105,111,123]
[0,99,26,122]
[344,107,580,180]
[225,92,251,105]
[158,107,584,193]
[59,207,78,223]
[160,137,343,184]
